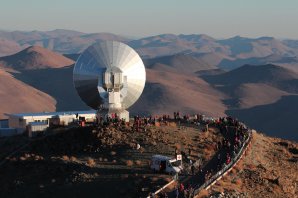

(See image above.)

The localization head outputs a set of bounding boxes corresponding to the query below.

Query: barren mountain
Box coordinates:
[33,32,130,54]
[129,34,298,61]
[11,65,226,118]
[0,29,84,44]
[0,42,298,141]
[227,95,298,142]
[63,53,80,61]
[0,69,56,119]
[0,38,22,57]
[283,39,298,51]
[218,54,298,71]
[0,46,74,70]
[145,54,216,74]
[217,36,296,58]
[202,64,298,141]
[1,30,298,69]
[13,66,89,112]
[233,83,290,109]
[193,52,232,67]
[204,64,298,91]
[0,30,129,55]
[128,34,228,58]
[210,131,298,197]
[130,68,227,117]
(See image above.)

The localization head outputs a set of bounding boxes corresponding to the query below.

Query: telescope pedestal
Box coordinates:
[96,109,129,123]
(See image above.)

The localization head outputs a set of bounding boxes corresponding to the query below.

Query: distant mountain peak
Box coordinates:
[256,36,275,41]
[24,45,47,52]
[178,34,215,42]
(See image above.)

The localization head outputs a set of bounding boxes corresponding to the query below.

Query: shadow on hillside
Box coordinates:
[0,126,169,198]
[226,95,298,142]
[13,66,89,111]
[0,158,152,198]
[129,82,168,116]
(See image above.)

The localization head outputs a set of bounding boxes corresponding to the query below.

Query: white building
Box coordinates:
[5,110,96,134]
[28,122,49,138]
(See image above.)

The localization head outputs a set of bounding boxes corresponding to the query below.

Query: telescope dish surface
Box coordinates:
[73,41,146,110]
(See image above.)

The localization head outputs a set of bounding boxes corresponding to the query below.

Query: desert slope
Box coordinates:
[210,131,298,197]
[202,64,298,108]
[0,30,130,55]
[233,83,290,109]
[0,69,56,119]
[204,64,298,86]
[130,68,227,117]
[13,66,89,112]
[0,38,22,57]
[145,54,216,74]
[0,46,74,70]
[227,95,298,141]
[201,64,298,141]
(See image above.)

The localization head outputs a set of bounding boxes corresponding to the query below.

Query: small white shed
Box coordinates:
[28,122,49,138]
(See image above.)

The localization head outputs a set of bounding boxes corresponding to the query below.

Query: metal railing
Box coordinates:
[193,129,252,195]
[147,121,253,198]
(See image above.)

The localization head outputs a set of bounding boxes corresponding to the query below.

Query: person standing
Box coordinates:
[191,164,195,176]
[175,186,179,198]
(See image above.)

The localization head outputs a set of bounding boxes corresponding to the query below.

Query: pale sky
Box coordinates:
[0,0,297,39]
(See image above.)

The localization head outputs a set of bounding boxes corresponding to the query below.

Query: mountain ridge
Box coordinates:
[0,35,298,141]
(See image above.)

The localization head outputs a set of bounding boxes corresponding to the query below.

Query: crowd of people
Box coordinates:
[216,117,249,165]
[96,112,251,198]
[151,114,251,198]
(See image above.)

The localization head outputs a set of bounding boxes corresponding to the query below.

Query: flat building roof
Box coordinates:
[5,110,96,118]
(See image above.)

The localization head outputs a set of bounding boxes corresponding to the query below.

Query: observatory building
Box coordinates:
[73,41,146,121]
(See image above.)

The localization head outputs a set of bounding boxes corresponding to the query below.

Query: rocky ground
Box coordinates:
[206,132,298,198]
[0,135,29,161]
[0,121,221,198]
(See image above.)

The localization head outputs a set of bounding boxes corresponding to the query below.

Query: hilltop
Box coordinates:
[0,121,221,198]
[0,46,74,70]
[0,120,297,198]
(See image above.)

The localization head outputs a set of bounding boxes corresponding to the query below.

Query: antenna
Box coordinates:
[73,41,146,121]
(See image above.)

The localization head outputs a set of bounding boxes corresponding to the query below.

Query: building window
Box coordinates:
[19,118,24,124]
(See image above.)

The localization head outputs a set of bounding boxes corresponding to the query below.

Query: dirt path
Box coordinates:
[164,125,241,197]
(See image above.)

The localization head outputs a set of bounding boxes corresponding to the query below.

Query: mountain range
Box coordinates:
[0,30,298,142]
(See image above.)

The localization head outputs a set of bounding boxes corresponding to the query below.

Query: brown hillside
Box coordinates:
[218,36,295,59]
[0,46,74,70]
[234,83,290,109]
[129,34,228,58]
[227,95,298,142]
[205,64,298,86]
[130,68,227,117]
[210,132,298,197]
[0,69,56,119]
[146,54,216,74]
[0,38,22,57]
[202,64,298,141]
[194,52,233,67]
[203,64,298,100]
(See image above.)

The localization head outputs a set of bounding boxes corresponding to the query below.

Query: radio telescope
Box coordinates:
[73,41,146,121]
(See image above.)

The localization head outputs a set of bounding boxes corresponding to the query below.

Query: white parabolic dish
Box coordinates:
[73,41,146,112]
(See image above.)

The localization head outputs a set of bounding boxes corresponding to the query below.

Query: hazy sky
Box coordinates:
[0,0,297,38]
